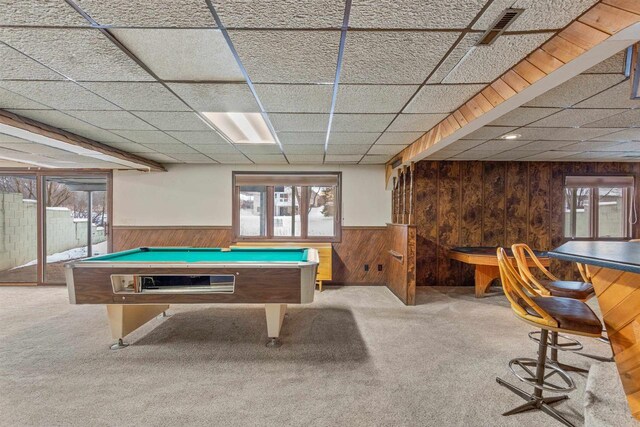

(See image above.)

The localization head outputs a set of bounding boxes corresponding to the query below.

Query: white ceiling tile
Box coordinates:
[329,132,381,145]
[585,51,626,74]
[473,139,529,151]
[0,134,29,143]
[599,141,640,151]
[574,82,640,108]
[443,33,552,84]
[561,151,628,161]
[0,81,119,110]
[359,155,392,164]
[187,144,238,154]
[341,31,459,84]
[517,140,581,150]
[0,1,88,26]
[324,154,362,163]
[0,44,64,80]
[478,150,531,161]
[368,144,403,155]
[595,129,640,142]
[140,152,179,163]
[490,107,561,127]
[210,153,252,164]
[213,0,344,28]
[112,130,182,145]
[582,109,640,128]
[254,84,333,113]
[167,83,259,112]
[526,75,626,107]
[81,82,189,112]
[557,140,629,151]
[270,114,329,132]
[461,126,517,140]
[428,33,483,83]
[166,131,229,145]
[326,145,370,155]
[7,110,97,132]
[104,142,156,153]
[169,153,217,163]
[335,85,418,113]
[287,154,325,164]
[248,154,288,164]
[447,139,486,150]
[0,87,50,109]
[519,151,582,161]
[387,113,448,132]
[473,0,598,31]
[405,84,485,113]
[143,143,197,154]
[65,110,155,130]
[349,0,486,29]
[75,0,216,27]
[451,150,505,160]
[237,144,282,155]
[516,127,620,141]
[332,114,395,132]
[62,126,133,144]
[282,145,325,155]
[133,112,211,131]
[377,132,422,145]
[228,30,340,83]
[0,28,152,81]
[528,108,625,128]
[278,132,326,145]
[112,29,244,81]
[1,143,68,156]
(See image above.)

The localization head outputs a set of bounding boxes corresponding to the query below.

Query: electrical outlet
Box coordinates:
[364,264,369,272]
[378,264,383,271]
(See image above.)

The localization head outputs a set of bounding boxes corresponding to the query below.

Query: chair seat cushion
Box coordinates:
[524,296,602,336]
[539,279,594,300]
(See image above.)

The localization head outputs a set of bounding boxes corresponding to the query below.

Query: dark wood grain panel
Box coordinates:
[528,163,551,250]
[386,224,417,305]
[550,163,572,279]
[460,161,483,285]
[437,162,461,286]
[415,161,439,286]
[112,226,235,251]
[330,227,387,285]
[482,162,506,246]
[506,162,529,245]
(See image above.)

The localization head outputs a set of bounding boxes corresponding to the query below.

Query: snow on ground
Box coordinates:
[12,241,109,269]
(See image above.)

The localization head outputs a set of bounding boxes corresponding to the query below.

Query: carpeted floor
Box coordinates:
[0,285,629,426]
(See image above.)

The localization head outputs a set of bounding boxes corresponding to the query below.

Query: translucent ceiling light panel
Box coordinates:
[202,112,276,144]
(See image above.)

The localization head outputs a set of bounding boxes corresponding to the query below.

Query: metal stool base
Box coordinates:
[497,377,574,427]
[110,338,129,350]
[508,357,576,392]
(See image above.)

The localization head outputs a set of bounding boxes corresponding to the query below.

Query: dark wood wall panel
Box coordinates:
[415,162,439,286]
[437,162,461,286]
[482,162,506,246]
[112,226,387,285]
[414,160,640,286]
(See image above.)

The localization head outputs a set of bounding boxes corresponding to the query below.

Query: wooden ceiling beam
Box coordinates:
[0,110,165,171]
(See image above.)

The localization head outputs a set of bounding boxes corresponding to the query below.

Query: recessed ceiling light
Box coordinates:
[501,133,521,140]
[202,112,275,144]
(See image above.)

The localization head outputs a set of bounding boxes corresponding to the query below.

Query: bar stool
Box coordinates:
[511,243,610,373]
[496,247,603,427]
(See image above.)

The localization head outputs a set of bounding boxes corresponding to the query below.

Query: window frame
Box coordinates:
[563,175,634,241]
[232,172,342,243]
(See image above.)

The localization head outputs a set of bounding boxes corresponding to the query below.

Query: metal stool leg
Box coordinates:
[549,331,589,374]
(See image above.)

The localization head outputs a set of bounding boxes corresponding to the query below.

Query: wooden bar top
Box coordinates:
[548,241,640,274]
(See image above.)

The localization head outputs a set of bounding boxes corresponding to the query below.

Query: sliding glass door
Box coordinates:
[0,174,38,283]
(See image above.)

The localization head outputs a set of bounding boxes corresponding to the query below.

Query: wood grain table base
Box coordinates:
[589,266,640,420]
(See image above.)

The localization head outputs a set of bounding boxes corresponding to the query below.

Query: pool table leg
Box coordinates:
[265,303,287,347]
[475,265,499,298]
[106,304,169,349]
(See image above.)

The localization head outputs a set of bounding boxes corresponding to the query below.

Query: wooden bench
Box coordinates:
[232,242,332,291]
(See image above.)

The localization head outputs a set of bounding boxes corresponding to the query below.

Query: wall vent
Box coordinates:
[477,8,524,46]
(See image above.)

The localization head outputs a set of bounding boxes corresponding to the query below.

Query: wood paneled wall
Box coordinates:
[386,224,417,305]
[414,161,640,286]
[111,225,387,285]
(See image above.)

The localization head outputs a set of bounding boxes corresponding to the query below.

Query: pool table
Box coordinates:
[65,247,319,349]
[448,246,550,298]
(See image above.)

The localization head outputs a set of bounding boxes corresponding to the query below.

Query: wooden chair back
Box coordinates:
[511,243,557,296]
[497,247,558,329]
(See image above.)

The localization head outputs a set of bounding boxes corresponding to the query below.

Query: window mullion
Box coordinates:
[301,187,309,239]
[592,187,598,239]
[267,186,274,239]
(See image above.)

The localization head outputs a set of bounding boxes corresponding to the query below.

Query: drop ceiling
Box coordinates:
[1,0,627,168]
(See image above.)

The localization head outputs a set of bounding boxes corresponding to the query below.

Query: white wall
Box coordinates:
[113,164,391,227]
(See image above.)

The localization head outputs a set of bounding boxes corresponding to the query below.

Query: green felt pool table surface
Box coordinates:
[84,247,311,263]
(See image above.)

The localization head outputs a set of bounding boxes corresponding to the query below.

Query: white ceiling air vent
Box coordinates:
[477,9,524,46]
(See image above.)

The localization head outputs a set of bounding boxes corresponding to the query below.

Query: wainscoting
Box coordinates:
[111,225,387,285]
[413,161,640,286]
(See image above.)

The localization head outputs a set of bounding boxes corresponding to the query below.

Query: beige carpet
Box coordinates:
[0,285,623,426]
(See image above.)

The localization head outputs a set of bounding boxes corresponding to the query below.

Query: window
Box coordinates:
[564,176,634,239]
[233,173,341,241]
